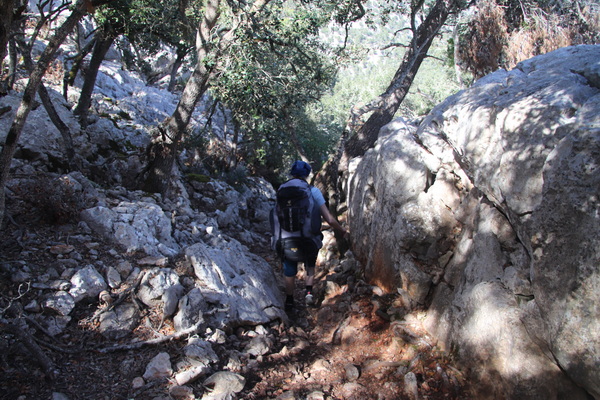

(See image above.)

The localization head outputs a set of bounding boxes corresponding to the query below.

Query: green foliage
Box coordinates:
[95,0,199,70]
[402,35,464,116]
[310,0,464,127]
[212,0,341,172]
[128,0,200,53]
[94,0,133,34]
[11,176,88,225]
[94,0,474,178]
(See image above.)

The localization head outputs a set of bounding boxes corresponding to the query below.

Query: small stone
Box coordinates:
[310,359,331,372]
[24,300,41,312]
[306,391,325,400]
[132,377,145,389]
[115,260,133,278]
[43,291,75,316]
[404,371,419,400]
[143,352,172,380]
[169,385,194,400]
[50,244,75,255]
[203,371,245,394]
[138,256,168,266]
[344,363,360,381]
[276,391,295,400]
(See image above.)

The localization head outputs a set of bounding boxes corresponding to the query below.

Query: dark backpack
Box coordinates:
[270,179,322,262]
[276,179,312,233]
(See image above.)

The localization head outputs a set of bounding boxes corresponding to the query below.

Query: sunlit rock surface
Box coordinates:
[346,45,600,399]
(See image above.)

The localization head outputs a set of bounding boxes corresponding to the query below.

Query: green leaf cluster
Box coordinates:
[95,0,200,57]
[212,0,340,172]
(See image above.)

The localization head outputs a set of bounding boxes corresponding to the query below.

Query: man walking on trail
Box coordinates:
[272,160,347,312]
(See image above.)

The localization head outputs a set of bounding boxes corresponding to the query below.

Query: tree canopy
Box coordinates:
[0,0,598,205]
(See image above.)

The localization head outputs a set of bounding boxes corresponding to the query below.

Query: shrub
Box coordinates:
[459,0,600,78]
[458,0,509,78]
[10,175,87,225]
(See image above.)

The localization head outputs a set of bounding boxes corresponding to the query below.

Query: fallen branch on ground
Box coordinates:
[95,319,205,353]
[0,318,58,381]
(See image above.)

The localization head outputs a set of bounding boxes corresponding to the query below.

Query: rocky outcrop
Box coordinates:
[345,45,600,398]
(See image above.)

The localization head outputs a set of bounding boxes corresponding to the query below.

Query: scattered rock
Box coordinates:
[98,303,141,339]
[202,371,245,398]
[243,335,273,357]
[143,352,173,380]
[132,377,145,389]
[169,385,195,400]
[68,265,107,303]
[42,291,75,316]
[49,244,75,255]
[404,372,419,400]
[344,363,360,381]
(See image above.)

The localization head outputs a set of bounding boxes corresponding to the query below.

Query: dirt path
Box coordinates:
[238,260,471,399]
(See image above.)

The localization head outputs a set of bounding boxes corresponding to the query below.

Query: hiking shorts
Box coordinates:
[283,258,316,277]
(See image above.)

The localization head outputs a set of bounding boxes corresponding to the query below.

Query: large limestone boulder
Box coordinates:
[346,45,599,398]
[185,235,286,327]
[0,87,82,171]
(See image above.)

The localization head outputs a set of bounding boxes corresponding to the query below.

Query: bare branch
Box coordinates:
[381,42,410,50]
[96,319,206,353]
[1,282,30,314]
[0,318,59,380]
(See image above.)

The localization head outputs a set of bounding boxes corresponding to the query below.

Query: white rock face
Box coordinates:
[185,236,286,327]
[345,45,600,398]
[81,201,180,257]
[69,265,108,303]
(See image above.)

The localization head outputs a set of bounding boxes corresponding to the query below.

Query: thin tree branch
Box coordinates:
[0,319,59,380]
[95,319,205,353]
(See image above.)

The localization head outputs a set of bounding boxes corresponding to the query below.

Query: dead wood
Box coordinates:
[95,319,205,353]
[0,318,58,381]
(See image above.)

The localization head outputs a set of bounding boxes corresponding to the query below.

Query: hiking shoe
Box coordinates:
[305,292,314,306]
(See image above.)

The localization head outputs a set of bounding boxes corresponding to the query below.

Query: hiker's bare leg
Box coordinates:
[305,266,315,288]
[285,275,295,296]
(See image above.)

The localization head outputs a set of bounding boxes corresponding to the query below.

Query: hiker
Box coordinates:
[271,160,347,311]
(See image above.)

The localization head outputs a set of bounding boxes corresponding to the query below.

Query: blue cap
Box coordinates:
[290,160,311,177]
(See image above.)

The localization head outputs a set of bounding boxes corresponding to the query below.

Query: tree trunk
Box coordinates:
[142,0,273,195]
[142,0,221,194]
[16,37,78,170]
[6,38,17,91]
[63,37,96,99]
[39,83,79,170]
[167,46,188,92]
[73,27,115,128]
[341,0,456,167]
[0,0,15,72]
[142,56,214,194]
[314,0,466,228]
[0,0,92,225]
[229,122,239,170]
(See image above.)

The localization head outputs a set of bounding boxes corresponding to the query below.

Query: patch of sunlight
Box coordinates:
[461,283,507,347]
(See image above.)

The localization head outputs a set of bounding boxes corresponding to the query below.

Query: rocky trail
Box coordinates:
[240,271,472,400]
[0,203,471,400]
